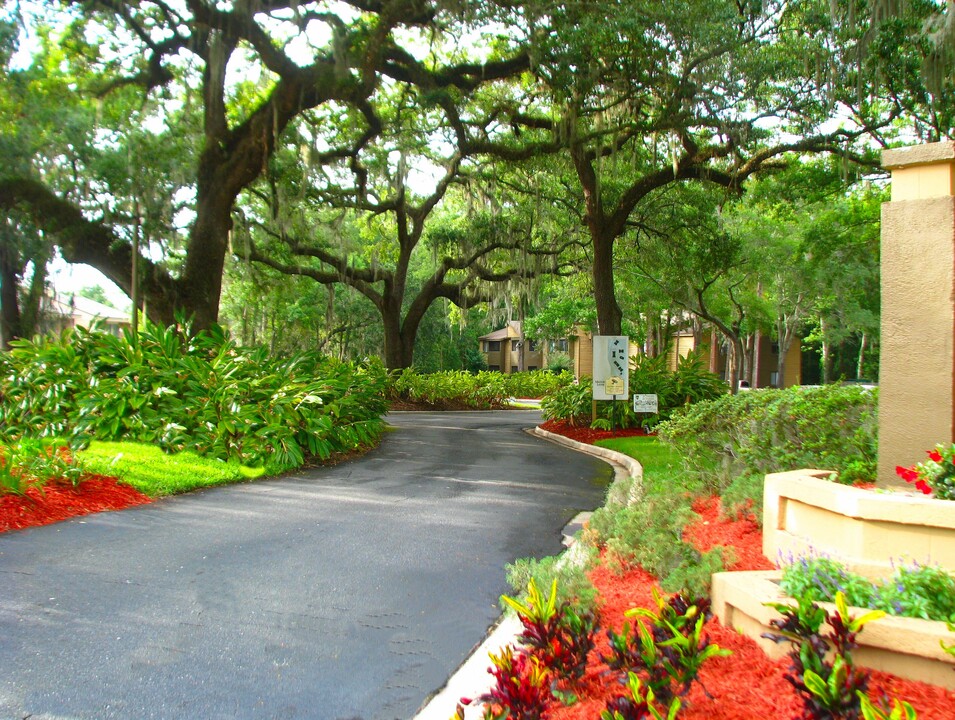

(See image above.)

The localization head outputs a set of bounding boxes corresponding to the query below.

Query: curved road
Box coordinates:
[0,410,610,720]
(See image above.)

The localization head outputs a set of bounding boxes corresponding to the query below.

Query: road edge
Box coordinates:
[411,426,643,720]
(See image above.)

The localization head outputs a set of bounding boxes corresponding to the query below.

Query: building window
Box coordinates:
[483,340,501,352]
[770,371,780,387]
[488,365,500,371]
[528,365,538,371]
[551,338,569,352]
[511,365,519,373]
[528,340,539,352]
[771,342,780,355]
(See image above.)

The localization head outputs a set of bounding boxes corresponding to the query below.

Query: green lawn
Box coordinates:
[594,436,682,474]
[78,441,265,497]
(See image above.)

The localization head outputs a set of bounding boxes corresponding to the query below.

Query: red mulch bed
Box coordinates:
[0,476,152,533]
[535,422,955,719]
[539,419,653,445]
[546,496,955,719]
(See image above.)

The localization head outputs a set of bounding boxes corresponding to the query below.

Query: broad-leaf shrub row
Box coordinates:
[541,351,727,428]
[388,368,572,408]
[658,384,878,493]
[0,323,388,474]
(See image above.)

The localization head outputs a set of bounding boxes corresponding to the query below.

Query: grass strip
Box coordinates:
[77,441,265,497]
[595,436,682,474]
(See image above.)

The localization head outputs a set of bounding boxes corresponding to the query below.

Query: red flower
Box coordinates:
[895,466,919,483]
[915,480,933,495]
[929,450,943,462]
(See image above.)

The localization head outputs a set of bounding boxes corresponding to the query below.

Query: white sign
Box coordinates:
[592,335,629,400]
[632,394,659,413]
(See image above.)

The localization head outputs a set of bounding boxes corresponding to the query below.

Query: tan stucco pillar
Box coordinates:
[879,142,955,487]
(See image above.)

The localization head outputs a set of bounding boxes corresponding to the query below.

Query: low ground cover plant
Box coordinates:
[0,438,85,495]
[762,591,909,720]
[657,384,878,506]
[584,437,728,598]
[780,555,955,623]
[0,321,387,474]
[77,441,264,496]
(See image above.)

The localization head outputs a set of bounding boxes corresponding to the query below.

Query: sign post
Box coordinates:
[592,336,629,430]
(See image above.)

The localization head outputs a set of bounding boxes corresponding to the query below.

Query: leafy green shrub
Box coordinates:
[540,378,593,426]
[505,552,599,615]
[540,351,726,429]
[389,368,503,408]
[0,438,86,495]
[0,322,388,473]
[502,370,573,399]
[657,384,878,493]
[586,491,726,598]
[719,472,766,523]
[780,555,955,622]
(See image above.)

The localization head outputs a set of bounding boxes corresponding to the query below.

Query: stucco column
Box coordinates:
[879,141,955,486]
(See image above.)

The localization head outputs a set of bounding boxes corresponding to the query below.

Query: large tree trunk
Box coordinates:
[0,242,22,349]
[593,228,622,335]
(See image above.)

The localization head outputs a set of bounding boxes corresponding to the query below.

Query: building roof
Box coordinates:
[479,320,522,341]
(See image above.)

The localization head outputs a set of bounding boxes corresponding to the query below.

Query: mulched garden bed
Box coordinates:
[0,476,152,533]
[538,423,955,719]
[539,419,653,445]
[546,496,955,720]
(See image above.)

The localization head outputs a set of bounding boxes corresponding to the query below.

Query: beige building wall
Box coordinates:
[879,142,955,487]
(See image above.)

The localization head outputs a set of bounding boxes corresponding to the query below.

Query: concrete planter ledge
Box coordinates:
[712,570,955,689]
[764,470,955,578]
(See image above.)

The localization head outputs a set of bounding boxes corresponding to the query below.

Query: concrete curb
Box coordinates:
[527,427,643,485]
[411,427,643,720]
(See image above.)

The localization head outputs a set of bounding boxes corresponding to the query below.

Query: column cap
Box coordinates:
[883,141,955,170]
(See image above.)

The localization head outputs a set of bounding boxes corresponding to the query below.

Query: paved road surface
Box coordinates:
[0,411,610,720]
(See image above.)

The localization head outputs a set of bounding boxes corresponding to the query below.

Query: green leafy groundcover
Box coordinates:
[0,322,388,475]
[78,441,264,496]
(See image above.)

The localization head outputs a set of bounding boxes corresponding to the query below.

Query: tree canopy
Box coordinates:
[1,0,952,368]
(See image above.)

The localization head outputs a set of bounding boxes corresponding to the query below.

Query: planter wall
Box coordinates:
[712,570,955,690]
[763,470,955,578]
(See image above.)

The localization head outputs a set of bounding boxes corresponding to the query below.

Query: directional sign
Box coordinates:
[592,335,629,400]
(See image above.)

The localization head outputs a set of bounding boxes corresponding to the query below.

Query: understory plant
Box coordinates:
[502,579,600,689]
[467,645,553,720]
[780,555,955,623]
[585,490,728,598]
[540,351,725,430]
[0,438,86,495]
[603,591,730,707]
[0,321,387,474]
[763,592,885,719]
[601,672,681,720]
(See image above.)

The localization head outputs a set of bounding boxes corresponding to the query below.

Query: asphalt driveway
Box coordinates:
[0,410,610,720]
